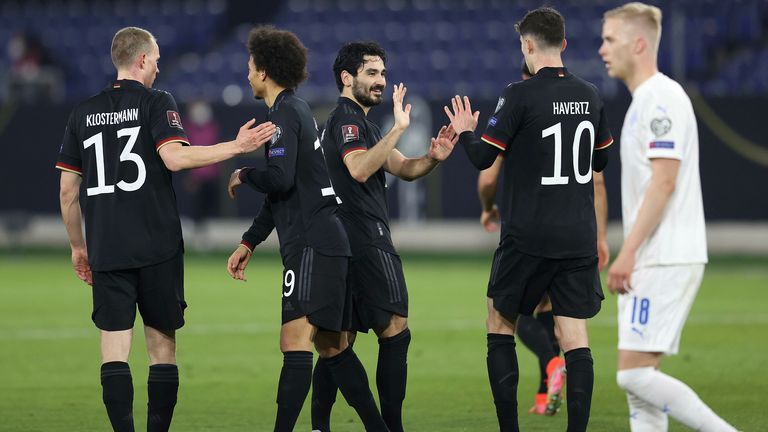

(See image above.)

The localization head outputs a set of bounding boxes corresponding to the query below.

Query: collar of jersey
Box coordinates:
[338,96,366,115]
[536,67,570,78]
[109,79,145,90]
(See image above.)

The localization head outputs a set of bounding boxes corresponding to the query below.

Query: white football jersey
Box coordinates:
[620,72,708,268]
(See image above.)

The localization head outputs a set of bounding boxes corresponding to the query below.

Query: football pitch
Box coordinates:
[1,251,766,431]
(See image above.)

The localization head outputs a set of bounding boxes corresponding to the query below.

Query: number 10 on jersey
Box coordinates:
[541,120,594,186]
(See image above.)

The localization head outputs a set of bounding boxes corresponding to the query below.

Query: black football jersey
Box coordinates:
[56,79,189,271]
[240,90,350,259]
[319,97,396,256]
[480,67,613,258]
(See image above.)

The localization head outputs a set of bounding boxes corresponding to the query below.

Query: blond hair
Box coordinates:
[604,2,662,51]
[111,27,156,70]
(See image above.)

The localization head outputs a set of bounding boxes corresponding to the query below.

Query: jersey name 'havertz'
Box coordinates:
[320,96,397,256]
[240,89,350,259]
[56,79,189,271]
[481,67,613,259]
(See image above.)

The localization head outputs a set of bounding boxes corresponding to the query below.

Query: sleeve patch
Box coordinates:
[342,124,359,143]
[268,147,286,157]
[650,117,671,137]
[649,141,675,149]
[167,110,184,129]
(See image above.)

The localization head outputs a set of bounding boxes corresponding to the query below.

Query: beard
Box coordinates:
[352,80,384,107]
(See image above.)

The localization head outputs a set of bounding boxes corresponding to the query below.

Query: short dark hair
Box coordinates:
[515,7,565,49]
[332,42,387,92]
[247,25,308,89]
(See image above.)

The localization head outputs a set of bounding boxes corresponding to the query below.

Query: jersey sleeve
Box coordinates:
[240,106,298,194]
[150,91,190,152]
[335,114,369,161]
[240,198,275,252]
[592,102,614,172]
[642,96,684,160]
[480,85,523,151]
[55,111,82,175]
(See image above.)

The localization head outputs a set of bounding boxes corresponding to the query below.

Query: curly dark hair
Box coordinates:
[515,7,565,50]
[332,42,387,92]
[247,25,308,89]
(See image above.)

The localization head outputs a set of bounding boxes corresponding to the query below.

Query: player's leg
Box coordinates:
[311,331,353,431]
[486,297,520,432]
[549,254,603,432]
[516,298,560,415]
[93,268,139,432]
[143,327,178,432]
[276,317,316,432]
[373,314,410,432]
[553,316,593,431]
[137,252,185,432]
[616,265,737,432]
[314,329,388,432]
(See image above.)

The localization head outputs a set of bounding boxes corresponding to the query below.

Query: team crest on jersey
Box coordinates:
[650,117,671,137]
[494,97,505,114]
[166,111,183,129]
[270,125,283,145]
[342,124,359,143]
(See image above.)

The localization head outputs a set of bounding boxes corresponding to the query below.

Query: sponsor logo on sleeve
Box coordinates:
[166,110,183,129]
[342,124,359,143]
[268,147,286,157]
[488,116,498,127]
[649,141,675,149]
[650,117,671,137]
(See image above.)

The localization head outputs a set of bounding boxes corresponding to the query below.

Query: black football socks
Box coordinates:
[274,351,313,432]
[486,333,519,432]
[147,364,179,432]
[325,346,388,431]
[101,361,135,432]
[516,315,557,394]
[564,347,594,432]
[311,357,337,431]
[377,328,411,432]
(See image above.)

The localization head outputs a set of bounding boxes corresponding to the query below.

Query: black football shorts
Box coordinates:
[347,246,408,333]
[281,247,349,332]
[487,244,603,320]
[91,251,186,331]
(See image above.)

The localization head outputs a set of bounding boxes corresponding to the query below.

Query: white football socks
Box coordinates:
[617,367,736,432]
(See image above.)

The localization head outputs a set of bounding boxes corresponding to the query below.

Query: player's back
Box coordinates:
[57,80,188,271]
[486,67,613,258]
[265,91,350,258]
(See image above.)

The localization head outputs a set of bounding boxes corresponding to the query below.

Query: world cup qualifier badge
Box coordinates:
[342,124,359,143]
[494,97,505,114]
[650,117,672,137]
[270,125,283,145]
[166,110,183,129]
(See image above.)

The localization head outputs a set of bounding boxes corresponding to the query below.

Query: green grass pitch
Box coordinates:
[1,251,766,431]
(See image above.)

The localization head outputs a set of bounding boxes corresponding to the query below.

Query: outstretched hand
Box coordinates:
[228,168,245,199]
[392,83,412,131]
[236,119,276,154]
[428,125,459,162]
[443,95,480,134]
[227,245,252,281]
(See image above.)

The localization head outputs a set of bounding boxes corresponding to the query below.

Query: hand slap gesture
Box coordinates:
[428,125,459,162]
[392,83,412,130]
[443,95,480,134]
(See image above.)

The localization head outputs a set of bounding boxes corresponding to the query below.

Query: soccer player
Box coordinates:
[600,3,738,431]
[445,7,613,431]
[478,61,611,417]
[56,27,275,432]
[309,42,458,432]
[224,27,388,432]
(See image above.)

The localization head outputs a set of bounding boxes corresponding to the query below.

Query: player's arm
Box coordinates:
[608,158,680,293]
[593,171,609,270]
[592,103,614,172]
[227,198,275,281]
[238,110,300,194]
[345,83,411,183]
[444,95,499,170]
[158,119,275,171]
[478,155,503,232]
[59,171,92,285]
[383,125,458,181]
